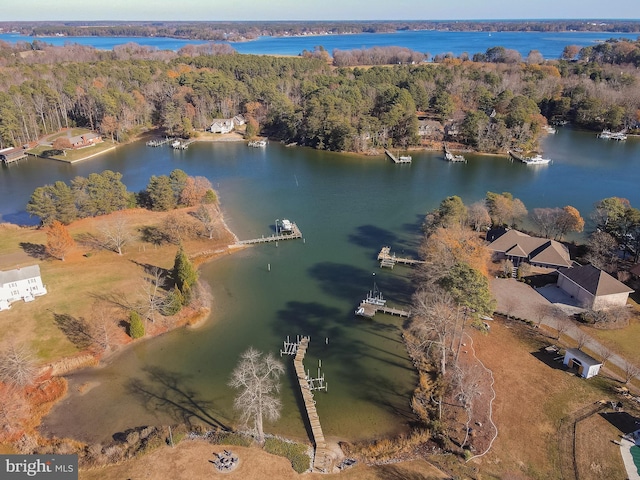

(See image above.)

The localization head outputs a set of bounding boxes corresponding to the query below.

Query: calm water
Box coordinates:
[2,129,638,444]
[2,30,639,58]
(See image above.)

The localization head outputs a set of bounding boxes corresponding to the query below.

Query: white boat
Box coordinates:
[522,154,551,165]
[279,219,293,233]
[398,155,412,163]
[544,125,557,134]
[611,132,627,141]
[598,129,612,139]
[248,140,267,147]
[171,140,181,148]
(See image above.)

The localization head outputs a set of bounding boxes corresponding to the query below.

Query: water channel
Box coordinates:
[2,128,639,443]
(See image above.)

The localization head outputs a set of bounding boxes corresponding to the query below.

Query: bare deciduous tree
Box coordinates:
[99,213,132,255]
[597,345,613,368]
[623,361,640,385]
[229,347,285,444]
[0,343,38,387]
[193,203,222,240]
[140,266,167,323]
[411,288,458,375]
[554,318,571,341]
[575,330,591,350]
[453,364,482,448]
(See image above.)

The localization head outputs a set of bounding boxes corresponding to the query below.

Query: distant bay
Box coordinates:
[1,29,639,59]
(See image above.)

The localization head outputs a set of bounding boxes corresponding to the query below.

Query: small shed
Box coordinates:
[563,348,602,379]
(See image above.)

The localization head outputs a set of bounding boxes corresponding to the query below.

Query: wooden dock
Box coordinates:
[145,137,174,147]
[294,337,330,472]
[235,222,303,245]
[356,301,411,318]
[377,246,424,268]
[172,138,196,150]
[443,143,466,162]
[384,149,412,164]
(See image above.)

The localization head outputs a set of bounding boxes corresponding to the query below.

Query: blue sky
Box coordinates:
[1,0,639,21]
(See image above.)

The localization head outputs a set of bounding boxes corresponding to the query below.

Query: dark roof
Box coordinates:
[558,264,634,296]
[487,229,572,268]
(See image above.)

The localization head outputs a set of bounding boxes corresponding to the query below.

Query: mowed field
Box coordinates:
[0,208,236,361]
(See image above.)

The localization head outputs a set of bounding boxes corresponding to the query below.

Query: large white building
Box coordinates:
[0,265,47,311]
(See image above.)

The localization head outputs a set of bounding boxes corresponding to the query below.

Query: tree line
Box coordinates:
[2,38,640,155]
[26,168,218,226]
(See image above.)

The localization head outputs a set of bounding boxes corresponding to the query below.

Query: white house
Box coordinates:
[0,265,47,311]
[563,348,602,379]
[232,114,246,126]
[209,119,234,134]
[557,264,634,310]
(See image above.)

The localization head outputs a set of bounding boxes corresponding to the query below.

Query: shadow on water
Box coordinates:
[126,366,231,431]
[308,261,412,305]
[274,301,344,342]
[348,224,398,252]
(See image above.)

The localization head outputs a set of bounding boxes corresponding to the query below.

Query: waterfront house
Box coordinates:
[0,265,47,311]
[563,348,602,379]
[487,229,572,269]
[557,264,633,310]
[68,132,103,149]
[209,119,235,134]
[233,115,246,126]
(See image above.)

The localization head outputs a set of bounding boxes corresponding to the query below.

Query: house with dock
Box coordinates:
[0,265,47,311]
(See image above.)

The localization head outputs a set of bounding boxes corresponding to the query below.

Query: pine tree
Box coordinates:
[172,244,198,294]
[129,311,145,339]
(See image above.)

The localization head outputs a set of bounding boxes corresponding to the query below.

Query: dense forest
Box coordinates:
[1,37,640,154]
[2,20,639,41]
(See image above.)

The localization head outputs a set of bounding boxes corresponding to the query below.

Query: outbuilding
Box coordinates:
[563,348,602,379]
[557,264,634,310]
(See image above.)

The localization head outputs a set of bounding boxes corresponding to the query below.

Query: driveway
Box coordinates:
[490,277,638,384]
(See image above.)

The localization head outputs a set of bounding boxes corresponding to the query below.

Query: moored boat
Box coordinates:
[522,154,551,165]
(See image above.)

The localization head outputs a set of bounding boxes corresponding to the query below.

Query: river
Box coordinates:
[1,30,638,59]
[2,129,639,444]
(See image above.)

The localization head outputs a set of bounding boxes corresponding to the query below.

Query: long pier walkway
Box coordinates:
[235,223,303,245]
[384,149,411,164]
[377,246,424,268]
[294,337,330,472]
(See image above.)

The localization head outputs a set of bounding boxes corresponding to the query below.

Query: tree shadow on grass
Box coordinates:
[127,366,230,431]
[19,242,47,260]
[75,232,105,251]
[53,312,94,350]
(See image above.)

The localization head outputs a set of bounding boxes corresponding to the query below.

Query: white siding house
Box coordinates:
[563,348,602,379]
[209,119,234,134]
[0,265,47,311]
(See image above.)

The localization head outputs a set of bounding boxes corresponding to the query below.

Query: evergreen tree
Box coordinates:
[172,244,198,295]
[129,310,145,339]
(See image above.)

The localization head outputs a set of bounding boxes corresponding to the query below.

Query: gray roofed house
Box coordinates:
[557,264,634,310]
[0,264,47,311]
[487,229,572,269]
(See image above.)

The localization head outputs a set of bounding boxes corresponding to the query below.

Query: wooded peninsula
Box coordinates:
[1,34,640,155]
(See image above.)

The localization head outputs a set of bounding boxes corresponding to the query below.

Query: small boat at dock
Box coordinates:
[248,140,267,147]
[508,150,551,165]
